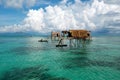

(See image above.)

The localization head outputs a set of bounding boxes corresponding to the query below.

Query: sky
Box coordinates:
[0,0,120,34]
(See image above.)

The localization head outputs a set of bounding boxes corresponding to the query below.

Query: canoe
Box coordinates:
[38,40,48,42]
[56,44,67,47]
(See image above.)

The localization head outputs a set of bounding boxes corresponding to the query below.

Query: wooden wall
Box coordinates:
[69,30,91,39]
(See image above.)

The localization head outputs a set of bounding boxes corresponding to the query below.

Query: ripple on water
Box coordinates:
[69,51,88,55]
[0,40,9,44]
[11,46,50,55]
[1,65,70,80]
[0,51,3,54]
[63,56,120,71]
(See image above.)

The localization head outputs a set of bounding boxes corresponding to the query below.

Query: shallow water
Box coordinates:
[0,36,120,80]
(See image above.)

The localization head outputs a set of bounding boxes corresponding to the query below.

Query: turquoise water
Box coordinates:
[0,36,120,80]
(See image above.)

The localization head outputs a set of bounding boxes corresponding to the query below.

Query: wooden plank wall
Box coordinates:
[69,30,90,39]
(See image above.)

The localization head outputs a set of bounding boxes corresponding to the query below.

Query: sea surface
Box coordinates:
[0,36,120,80]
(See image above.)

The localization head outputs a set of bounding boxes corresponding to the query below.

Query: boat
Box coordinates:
[56,44,67,47]
[38,39,48,42]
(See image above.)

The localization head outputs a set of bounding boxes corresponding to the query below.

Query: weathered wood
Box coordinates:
[51,32,60,40]
[69,30,91,40]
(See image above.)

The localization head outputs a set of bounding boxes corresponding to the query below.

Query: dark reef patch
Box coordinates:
[114,57,120,70]
[1,66,70,80]
[70,51,88,55]
[49,77,70,80]
[63,56,120,71]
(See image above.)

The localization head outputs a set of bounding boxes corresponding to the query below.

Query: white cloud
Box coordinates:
[0,24,26,33]
[0,0,120,34]
[5,0,24,8]
[61,0,68,4]
[103,0,120,5]
[0,0,36,8]
[25,0,36,8]
[23,8,46,32]
[0,0,53,8]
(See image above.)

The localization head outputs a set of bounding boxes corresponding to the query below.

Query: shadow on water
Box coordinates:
[1,65,70,80]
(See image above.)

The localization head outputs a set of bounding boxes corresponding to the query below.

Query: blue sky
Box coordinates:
[0,0,90,26]
[0,8,25,26]
[0,0,58,26]
[0,0,120,34]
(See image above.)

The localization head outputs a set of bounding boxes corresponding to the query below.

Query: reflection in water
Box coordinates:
[60,38,92,49]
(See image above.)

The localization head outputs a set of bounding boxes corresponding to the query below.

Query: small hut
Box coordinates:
[52,29,91,47]
[51,32,60,40]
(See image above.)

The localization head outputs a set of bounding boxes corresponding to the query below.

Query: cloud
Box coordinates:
[0,0,36,8]
[0,0,120,34]
[23,8,46,32]
[5,0,24,8]
[0,24,25,33]
[25,0,36,8]
[0,0,54,9]
[60,0,68,4]
[103,0,120,5]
